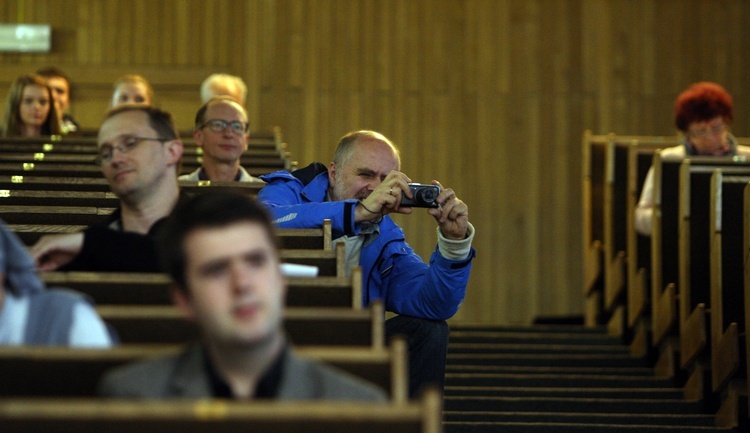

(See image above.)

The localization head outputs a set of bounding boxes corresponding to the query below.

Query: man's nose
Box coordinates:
[231,263,253,292]
[109,147,128,165]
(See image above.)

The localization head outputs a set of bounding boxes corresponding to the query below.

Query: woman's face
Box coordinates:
[686,115,731,156]
[112,82,151,107]
[19,84,51,127]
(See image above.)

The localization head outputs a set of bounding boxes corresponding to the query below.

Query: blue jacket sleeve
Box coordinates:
[257,173,359,236]
[371,241,475,320]
[387,250,474,320]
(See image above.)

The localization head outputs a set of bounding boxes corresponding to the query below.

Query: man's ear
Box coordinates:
[192,128,204,148]
[171,285,196,321]
[328,162,336,184]
[165,139,184,166]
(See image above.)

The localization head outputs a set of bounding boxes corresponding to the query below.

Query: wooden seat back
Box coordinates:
[0,338,407,402]
[42,267,359,309]
[98,302,384,348]
[0,386,441,433]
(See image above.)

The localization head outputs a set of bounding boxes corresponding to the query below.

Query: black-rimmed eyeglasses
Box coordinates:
[198,119,248,135]
[95,136,168,165]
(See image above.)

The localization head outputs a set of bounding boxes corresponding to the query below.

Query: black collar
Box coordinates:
[203,345,287,399]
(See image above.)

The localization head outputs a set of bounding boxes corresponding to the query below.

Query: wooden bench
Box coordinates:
[0,132,289,161]
[10,220,331,251]
[647,157,750,381]
[98,302,384,348]
[708,173,750,427]
[0,387,441,433]
[626,144,668,354]
[0,205,116,225]
[0,178,265,196]
[0,338,407,402]
[581,131,673,328]
[0,161,280,179]
[605,139,668,334]
[676,161,750,370]
[41,268,359,309]
[643,158,750,398]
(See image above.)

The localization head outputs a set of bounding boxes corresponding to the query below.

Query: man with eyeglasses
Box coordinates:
[31,105,184,272]
[634,82,750,235]
[179,96,260,182]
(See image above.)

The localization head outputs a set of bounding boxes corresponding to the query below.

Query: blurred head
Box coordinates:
[97,105,182,201]
[2,74,61,137]
[194,96,249,165]
[675,82,734,155]
[328,130,401,201]
[112,74,154,107]
[200,73,247,106]
[36,67,72,114]
[158,192,285,348]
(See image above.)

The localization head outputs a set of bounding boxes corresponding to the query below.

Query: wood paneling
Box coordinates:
[1,0,749,324]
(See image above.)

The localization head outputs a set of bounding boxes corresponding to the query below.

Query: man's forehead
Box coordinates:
[206,100,247,120]
[185,222,276,260]
[98,111,154,144]
[46,77,68,89]
[348,139,399,164]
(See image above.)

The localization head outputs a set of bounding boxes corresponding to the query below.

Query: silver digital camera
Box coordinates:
[400,183,440,208]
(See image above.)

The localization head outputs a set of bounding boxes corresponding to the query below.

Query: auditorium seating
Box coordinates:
[581,131,672,332]
[11,220,332,250]
[41,268,360,309]
[579,129,750,430]
[0,132,295,177]
[707,173,750,426]
[8,127,750,430]
[0,338,407,402]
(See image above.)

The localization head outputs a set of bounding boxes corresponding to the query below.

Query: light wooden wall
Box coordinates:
[1,0,749,325]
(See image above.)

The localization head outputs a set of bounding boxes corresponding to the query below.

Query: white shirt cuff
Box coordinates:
[437,222,475,261]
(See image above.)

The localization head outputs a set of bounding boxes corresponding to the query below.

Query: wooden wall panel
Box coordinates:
[1,0,749,324]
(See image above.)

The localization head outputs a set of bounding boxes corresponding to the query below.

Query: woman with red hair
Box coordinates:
[635,82,750,235]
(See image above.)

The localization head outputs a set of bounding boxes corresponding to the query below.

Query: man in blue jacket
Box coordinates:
[258,130,476,397]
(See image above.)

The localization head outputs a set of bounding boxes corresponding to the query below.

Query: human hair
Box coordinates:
[158,192,279,291]
[103,104,179,141]
[333,130,401,167]
[200,73,247,105]
[36,66,72,96]
[112,74,154,107]
[194,95,249,128]
[2,74,61,137]
[674,82,733,132]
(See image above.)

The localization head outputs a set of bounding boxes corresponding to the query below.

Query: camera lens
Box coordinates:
[419,187,438,202]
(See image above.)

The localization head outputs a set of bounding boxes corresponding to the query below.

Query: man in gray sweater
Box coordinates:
[97,192,385,401]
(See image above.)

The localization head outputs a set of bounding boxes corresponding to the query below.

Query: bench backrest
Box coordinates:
[0,339,407,402]
[97,303,384,348]
[0,387,441,433]
[42,268,360,309]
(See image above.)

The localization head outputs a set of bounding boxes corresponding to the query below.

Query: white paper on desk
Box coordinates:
[280,263,319,278]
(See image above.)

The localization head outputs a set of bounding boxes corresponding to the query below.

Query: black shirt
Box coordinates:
[204,345,287,399]
[60,192,189,272]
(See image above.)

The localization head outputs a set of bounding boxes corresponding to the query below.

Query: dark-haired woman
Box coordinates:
[1,74,62,137]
